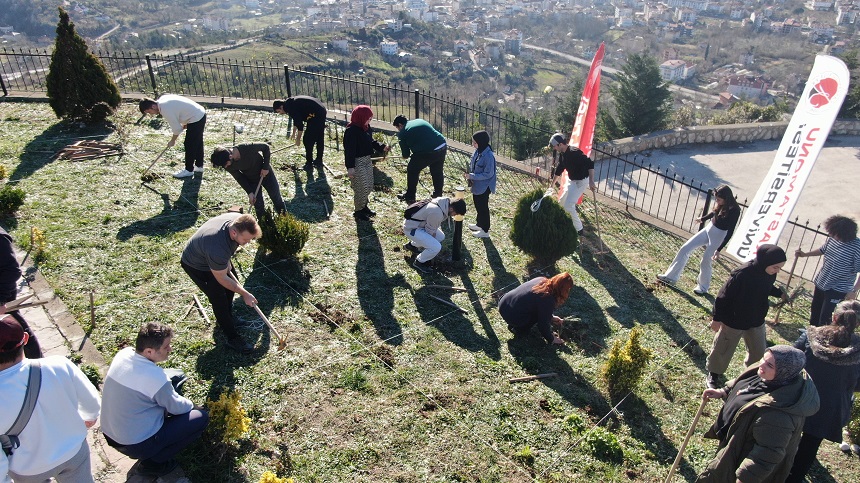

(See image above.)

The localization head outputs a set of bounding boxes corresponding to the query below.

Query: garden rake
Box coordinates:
[253,304,287,351]
[771,255,800,325]
[590,190,608,255]
[140,146,171,181]
[530,150,557,212]
[248,176,264,213]
[664,397,708,483]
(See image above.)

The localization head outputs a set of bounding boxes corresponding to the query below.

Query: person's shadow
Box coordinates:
[116,177,201,241]
[283,165,334,223]
[556,285,611,356]
[482,238,520,301]
[356,222,406,345]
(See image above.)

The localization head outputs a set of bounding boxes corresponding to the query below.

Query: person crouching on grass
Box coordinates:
[498,273,573,345]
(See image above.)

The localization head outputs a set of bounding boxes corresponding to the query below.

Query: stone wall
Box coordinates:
[593,119,860,160]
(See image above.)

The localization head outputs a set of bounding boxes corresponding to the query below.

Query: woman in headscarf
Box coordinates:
[697,345,820,482]
[786,300,860,482]
[463,130,496,238]
[657,184,740,295]
[498,272,573,346]
[705,244,789,389]
[343,105,389,221]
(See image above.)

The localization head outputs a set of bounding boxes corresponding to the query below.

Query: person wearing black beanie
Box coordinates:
[705,244,789,389]
[463,130,496,238]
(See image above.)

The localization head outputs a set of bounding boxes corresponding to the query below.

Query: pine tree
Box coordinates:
[608,54,672,137]
[45,7,121,123]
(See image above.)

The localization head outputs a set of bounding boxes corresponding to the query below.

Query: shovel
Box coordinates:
[253,304,286,351]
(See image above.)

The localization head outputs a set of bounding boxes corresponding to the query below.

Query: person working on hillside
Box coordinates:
[180,213,260,353]
[210,144,286,219]
[657,185,741,295]
[0,227,41,358]
[101,322,209,478]
[498,273,573,345]
[795,214,860,326]
[463,130,497,238]
[402,196,467,273]
[139,95,207,179]
[273,96,328,170]
[343,105,389,221]
[548,133,595,235]
[393,115,447,204]
[705,244,789,390]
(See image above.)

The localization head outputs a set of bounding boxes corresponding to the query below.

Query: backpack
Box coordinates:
[1,360,42,456]
[404,199,432,221]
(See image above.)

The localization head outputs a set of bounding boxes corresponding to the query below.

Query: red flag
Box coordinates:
[558,42,605,203]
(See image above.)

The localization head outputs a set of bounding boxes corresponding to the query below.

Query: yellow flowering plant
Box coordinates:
[206,389,251,444]
[258,471,293,483]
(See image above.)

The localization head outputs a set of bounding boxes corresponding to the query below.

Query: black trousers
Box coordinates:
[809,285,846,326]
[404,146,446,202]
[183,114,206,172]
[472,187,491,232]
[302,117,326,166]
[181,262,239,339]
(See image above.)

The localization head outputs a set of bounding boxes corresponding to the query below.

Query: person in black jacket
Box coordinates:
[705,244,788,389]
[343,105,389,221]
[786,299,860,482]
[498,273,573,345]
[548,133,595,235]
[0,227,41,358]
[657,185,741,295]
[273,96,328,169]
[211,143,286,219]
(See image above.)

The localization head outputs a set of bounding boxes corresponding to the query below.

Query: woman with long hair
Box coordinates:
[657,184,741,295]
[343,105,389,221]
[498,273,574,345]
[463,130,496,238]
[786,300,860,482]
[795,215,860,326]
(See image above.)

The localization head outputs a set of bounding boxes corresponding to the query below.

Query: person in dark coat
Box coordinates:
[343,105,389,221]
[273,96,328,169]
[697,345,820,483]
[786,299,860,482]
[705,244,788,389]
[0,227,41,358]
[498,273,573,345]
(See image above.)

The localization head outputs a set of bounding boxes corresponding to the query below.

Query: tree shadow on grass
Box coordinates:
[482,238,520,301]
[620,394,684,473]
[12,121,113,182]
[284,165,334,223]
[556,285,610,356]
[116,176,201,241]
[506,337,611,415]
[356,221,406,345]
[578,239,706,371]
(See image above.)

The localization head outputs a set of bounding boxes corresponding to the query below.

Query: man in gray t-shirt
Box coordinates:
[180,213,259,353]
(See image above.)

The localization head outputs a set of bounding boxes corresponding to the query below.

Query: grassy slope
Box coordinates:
[0,102,856,482]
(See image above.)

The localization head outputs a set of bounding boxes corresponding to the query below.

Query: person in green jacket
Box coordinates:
[696,345,820,483]
[392,115,447,204]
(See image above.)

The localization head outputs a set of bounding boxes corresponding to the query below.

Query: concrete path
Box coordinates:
[9,246,189,483]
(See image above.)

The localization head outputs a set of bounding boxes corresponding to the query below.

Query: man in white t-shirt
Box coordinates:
[139,95,207,179]
[0,316,101,482]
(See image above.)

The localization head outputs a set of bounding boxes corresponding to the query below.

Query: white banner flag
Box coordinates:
[726,55,849,262]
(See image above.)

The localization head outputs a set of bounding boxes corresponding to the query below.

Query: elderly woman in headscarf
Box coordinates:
[697,345,820,483]
[343,105,389,221]
[705,244,790,390]
[786,299,860,482]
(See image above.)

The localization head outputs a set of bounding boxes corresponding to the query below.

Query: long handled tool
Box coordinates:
[591,190,608,255]
[249,176,264,213]
[252,304,286,351]
[140,146,170,180]
[772,255,800,326]
[664,397,708,483]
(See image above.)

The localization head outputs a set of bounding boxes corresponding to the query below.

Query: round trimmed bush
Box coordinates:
[258,208,309,259]
[509,188,579,260]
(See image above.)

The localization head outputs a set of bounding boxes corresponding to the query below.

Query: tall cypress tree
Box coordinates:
[45,7,121,122]
[608,54,672,137]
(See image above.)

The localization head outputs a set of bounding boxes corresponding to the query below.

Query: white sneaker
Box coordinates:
[471,229,490,238]
[173,169,194,178]
[839,441,851,452]
[193,166,204,173]
[467,224,480,231]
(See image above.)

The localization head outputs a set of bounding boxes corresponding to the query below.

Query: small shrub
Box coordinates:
[514,445,535,467]
[258,471,293,483]
[207,389,251,444]
[562,412,588,435]
[509,189,578,260]
[583,427,623,463]
[601,326,653,398]
[258,208,310,259]
[29,227,47,263]
[79,363,102,387]
[337,366,368,392]
[0,165,7,180]
[0,185,26,214]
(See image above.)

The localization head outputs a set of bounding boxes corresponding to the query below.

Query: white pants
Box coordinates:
[406,227,445,263]
[661,222,727,292]
[560,178,589,232]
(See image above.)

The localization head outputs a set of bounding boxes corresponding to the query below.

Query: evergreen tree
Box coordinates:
[838,50,860,119]
[608,54,672,137]
[46,7,121,123]
[554,78,584,134]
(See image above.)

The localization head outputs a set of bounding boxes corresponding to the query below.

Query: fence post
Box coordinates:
[699,189,712,231]
[145,54,158,97]
[0,72,7,97]
[413,89,420,120]
[284,64,291,98]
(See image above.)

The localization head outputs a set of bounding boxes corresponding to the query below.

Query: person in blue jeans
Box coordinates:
[101,323,209,477]
[463,130,497,238]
